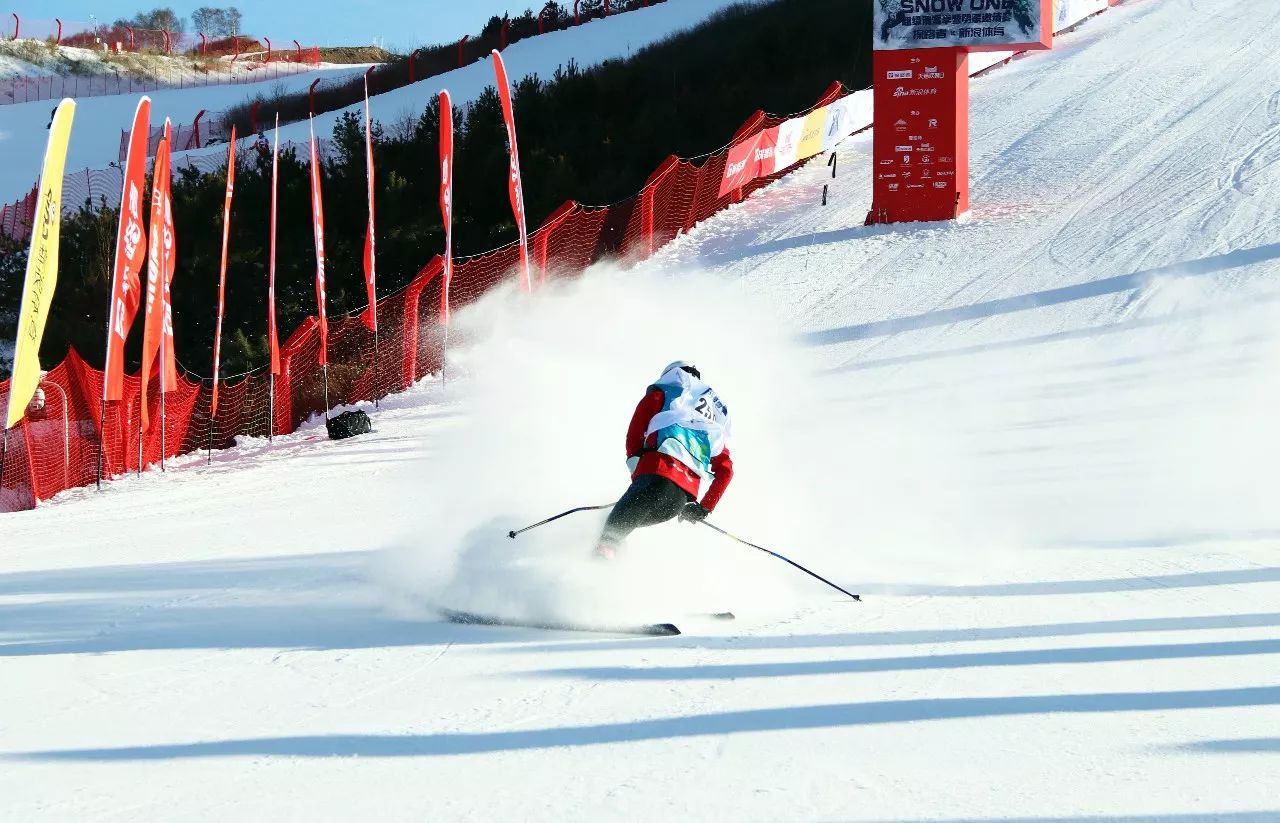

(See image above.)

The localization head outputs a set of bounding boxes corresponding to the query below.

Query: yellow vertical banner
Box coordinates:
[7,98,75,429]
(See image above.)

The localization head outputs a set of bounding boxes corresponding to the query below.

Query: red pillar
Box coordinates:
[867,48,969,225]
[457,34,469,67]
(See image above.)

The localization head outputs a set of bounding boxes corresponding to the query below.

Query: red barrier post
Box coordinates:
[309,78,320,116]
[641,155,679,258]
[604,0,611,16]
[198,32,206,54]
[408,48,419,82]
[574,0,581,25]
[535,201,577,283]
[54,18,62,45]
[538,6,550,34]
[162,30,172,54]
[190,110,206,150]
[293,39,302,62]
[457,34,469,67]
[231,34,239,62]
[126,26,135,51]
[249,100,261,134]
[501,15,509,50]
[10,13,18,41]
[264,36,273,62]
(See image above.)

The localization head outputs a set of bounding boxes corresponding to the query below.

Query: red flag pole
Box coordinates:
[268,114,281,441]
[210,127,237,462]
[361,69,380,407]
[158,120,175,472]
[98,95,151,489]
[491,50,531,292]
[308,109,330,420]
[439,89,454,386]
[139,127,171,475]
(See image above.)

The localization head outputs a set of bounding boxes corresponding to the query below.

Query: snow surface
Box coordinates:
[4,0,1280,820]
[0,0,763,204]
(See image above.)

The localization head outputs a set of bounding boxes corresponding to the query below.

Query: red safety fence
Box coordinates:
[0,80,846,513]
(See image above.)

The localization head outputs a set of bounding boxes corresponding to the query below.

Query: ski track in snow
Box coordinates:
[4,1,1280,820]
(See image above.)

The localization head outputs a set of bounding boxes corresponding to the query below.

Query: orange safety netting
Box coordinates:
[0,81,848,513]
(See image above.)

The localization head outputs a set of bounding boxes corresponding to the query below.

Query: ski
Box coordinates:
[441,608,682,636]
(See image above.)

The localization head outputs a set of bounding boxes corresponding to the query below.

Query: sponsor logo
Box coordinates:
[879,159,893,166]
[928,118,939,128]
[878,173,898,179]
[921,66,945,80]
[895,119,908,131]
[933,181,948,189]
[907,184,926,190]
[939,156,953,163]
[902,171,913,179]
[921,169,932,179]
[887,70,913,80]
[894,87,939,97]
[936,170,955,177]
[888,183,900,191]
[919,143,935,153]
[909,134,923,141]
[895,145,913,152]
[922,155,932,164]
[726,158,748,177]
[902,155,912,164]
[754,146,774,162]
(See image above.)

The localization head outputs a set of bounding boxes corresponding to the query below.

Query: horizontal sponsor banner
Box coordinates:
[718,91,877,197]
[874,0,1052,51]
[1054,0,1108,29]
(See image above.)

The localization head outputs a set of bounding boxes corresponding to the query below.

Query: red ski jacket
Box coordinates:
[626,388,734,511]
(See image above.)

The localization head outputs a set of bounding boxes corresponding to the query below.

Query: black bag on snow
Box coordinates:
[326,410,372,440]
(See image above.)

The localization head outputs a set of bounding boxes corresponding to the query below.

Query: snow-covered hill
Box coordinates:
[0,0,764,205]
[3,0,1280,820]
[0,37,312,82]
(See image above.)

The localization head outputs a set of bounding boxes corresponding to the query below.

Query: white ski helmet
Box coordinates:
[661,360,701,379]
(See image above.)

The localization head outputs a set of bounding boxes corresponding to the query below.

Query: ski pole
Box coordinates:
[699,521,861,602]
[508,503,614,539]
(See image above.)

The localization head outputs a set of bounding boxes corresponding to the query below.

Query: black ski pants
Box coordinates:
[599,473,693,546]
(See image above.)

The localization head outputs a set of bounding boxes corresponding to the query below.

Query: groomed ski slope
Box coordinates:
[4,0,1280,820]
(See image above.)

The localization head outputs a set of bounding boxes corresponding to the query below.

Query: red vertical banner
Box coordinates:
[491,50,531,292]
[211,127,237,417]
[360,76,378,331]
[139,130,170,432]
[868,48,969,225]
[439,89,454,326]
[103,96,151,403]
[308,115,328,367]
[160,121,177,396]
[268,115,281,375]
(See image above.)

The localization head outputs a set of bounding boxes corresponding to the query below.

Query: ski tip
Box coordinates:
[649,623,682,636]
[507,530,517,539]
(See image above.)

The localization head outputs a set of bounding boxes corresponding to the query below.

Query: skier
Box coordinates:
[594,361,734,560]
[254,131,271,159]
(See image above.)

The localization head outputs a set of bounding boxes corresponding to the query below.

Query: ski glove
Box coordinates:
[679,502,711,524]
